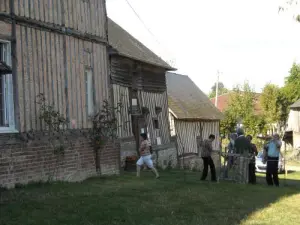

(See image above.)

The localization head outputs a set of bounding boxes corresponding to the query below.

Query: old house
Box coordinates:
[166,72,223,169]
[107,19,177,167]
[0,1,119,188]
[284,99,300,149]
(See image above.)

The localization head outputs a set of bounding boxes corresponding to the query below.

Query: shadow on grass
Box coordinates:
[0,170,300,225]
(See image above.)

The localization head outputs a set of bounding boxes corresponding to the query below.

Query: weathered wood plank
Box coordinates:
[23,26,31,131]
[70,37,77,128]
[27,27,36,130]
[80,40,86,127]
[66,35,73,125]
[16,25,25,131]
[33,28,41,130]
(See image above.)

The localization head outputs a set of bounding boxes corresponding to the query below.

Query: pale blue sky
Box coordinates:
[107,0,300,94]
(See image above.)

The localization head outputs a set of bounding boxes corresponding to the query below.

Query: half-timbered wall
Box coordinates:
[171,117,220,155]
[110,56,166,92]
[0,0,107,38]
[112,84,171,145]
[139,91,170,145]
[16,24,109,131]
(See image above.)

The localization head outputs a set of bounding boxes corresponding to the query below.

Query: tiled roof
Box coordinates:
[210,92,262,115]
[108,18,175,70]
[290,99,300,109]
[166,72,223,120]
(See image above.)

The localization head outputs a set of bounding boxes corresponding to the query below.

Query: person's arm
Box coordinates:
[253,144,258,156]
[277,141,283,158]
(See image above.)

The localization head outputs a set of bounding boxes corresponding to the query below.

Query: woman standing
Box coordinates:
[136,133,160,178]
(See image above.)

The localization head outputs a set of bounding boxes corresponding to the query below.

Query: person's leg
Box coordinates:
[144,155,159,178]
[208,156,217,181]
[266,158,273,186]
[201,157,209,180]
[248,163,256,184]
[136,157,144,177]
[272,158,279,187]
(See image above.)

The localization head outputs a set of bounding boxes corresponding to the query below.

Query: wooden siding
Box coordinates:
[16,25,109,132]
[110,56,167,92]
[112,84,132,138]
[173,118,220,155]
[0,0,106,38]
[139,91,170,145]
[0,0,10,14]
[112,84,171,145]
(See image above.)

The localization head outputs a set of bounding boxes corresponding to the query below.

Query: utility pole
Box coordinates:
[215,70,220,108]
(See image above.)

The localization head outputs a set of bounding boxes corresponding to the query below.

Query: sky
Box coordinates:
[107,0,300,94]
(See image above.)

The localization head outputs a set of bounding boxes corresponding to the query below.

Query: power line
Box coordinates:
[123,0,176,66]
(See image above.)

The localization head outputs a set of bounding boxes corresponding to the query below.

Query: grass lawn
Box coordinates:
[1,170,300,225]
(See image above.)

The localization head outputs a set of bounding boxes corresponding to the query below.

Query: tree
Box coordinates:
[281,63,300,104]
[208,82,229,98]
[220,82,267,137]
[260,84,281,124]
[279,0,300,22]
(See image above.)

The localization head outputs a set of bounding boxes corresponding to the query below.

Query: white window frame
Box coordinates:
[0,39,17,133]
[85,68,94,116]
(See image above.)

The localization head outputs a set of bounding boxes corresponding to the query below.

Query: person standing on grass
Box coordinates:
[136,133,159,179]
[246,135,258,184]
[234,128,252,183]
[224,133,237,178]
[200,134,217,182]
[264,134,282,187]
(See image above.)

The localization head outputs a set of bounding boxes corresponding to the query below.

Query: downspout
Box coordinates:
[10,0,20,131]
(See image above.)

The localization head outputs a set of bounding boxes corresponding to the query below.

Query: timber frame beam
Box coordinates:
[0,13,108,45]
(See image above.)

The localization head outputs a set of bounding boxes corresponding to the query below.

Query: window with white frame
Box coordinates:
[85,68,94,116]
[0,40,15,132]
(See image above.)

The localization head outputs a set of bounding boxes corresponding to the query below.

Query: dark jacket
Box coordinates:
[234,135,252,155]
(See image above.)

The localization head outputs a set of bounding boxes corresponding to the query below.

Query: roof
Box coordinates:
[0,61,12,75]
[166,72,223,120]
[108,18,175,70]
[210,92,263,115]
[290,99,300,110]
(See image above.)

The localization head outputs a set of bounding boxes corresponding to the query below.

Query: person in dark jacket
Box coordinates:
[200,134,217,182]
[234,128,252,183]
[246,135,258,184]
[235,128,252,154]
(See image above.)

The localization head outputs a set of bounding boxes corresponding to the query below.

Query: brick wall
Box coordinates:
[0,132,120,188]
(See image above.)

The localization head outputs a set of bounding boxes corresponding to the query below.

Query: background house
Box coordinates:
[0,1,119,188]
[166,72,223,169]
[284,99,300,149]
[107,18,177,168]
[210,92,262,115]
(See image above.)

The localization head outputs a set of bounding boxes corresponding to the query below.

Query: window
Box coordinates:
[85,69,94,116]
[153,118,159,129]
[0,40,15,132]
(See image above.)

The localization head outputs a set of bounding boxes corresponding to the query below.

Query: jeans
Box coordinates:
[201,156,217,181]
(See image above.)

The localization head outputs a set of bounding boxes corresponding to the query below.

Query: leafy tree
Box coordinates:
[279,0,300,22]
[220,82,267,137]
[260,84,281,124]
[281,63,300,104]
[208,82,229,98]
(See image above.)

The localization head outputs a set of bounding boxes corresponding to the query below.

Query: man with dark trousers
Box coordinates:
[234,128,252,183]
[200,134,217,182]
[264,134,282,186]
[246,135,258,184]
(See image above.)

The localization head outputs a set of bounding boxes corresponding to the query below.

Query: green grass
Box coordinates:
[1,171,300,225]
